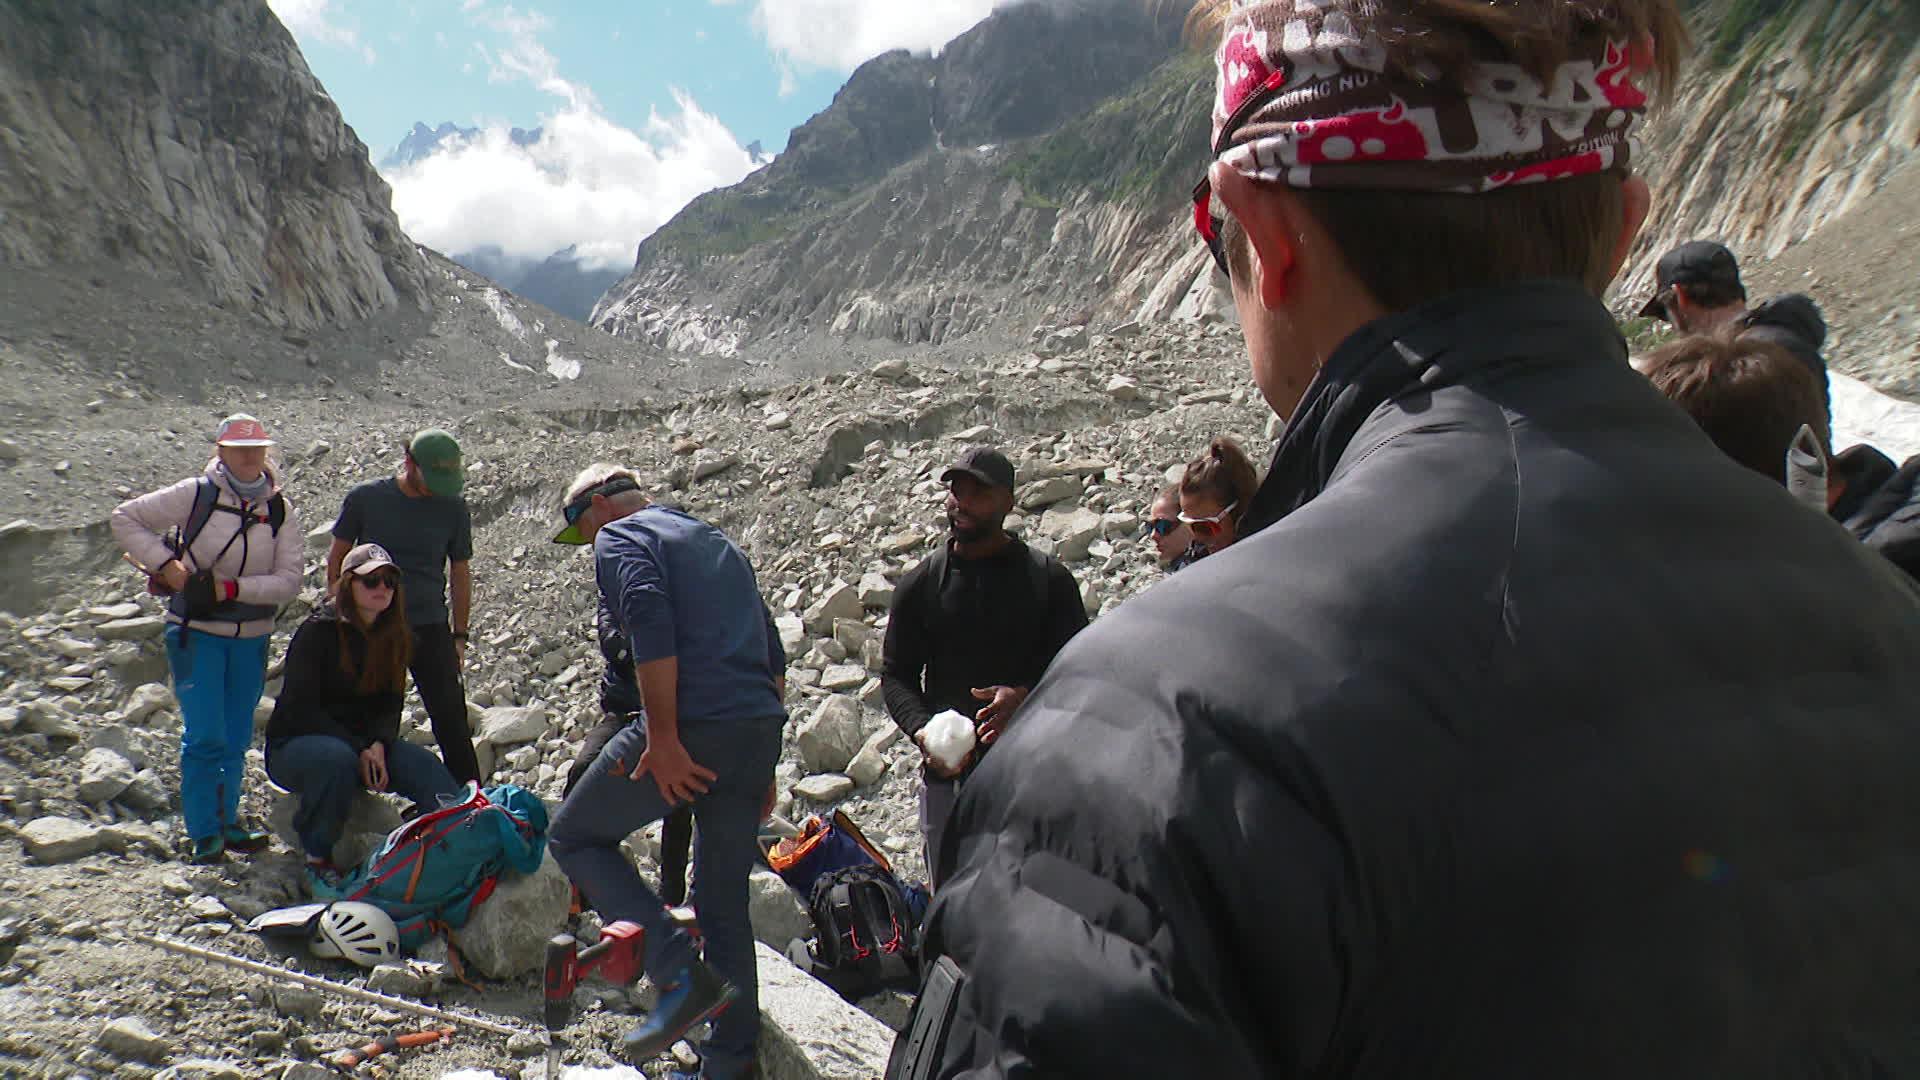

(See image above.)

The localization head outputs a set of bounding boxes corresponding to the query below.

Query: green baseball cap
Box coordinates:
[408,429,464,497]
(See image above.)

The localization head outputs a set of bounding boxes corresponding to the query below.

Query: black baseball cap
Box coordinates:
[1639,241,1744,320]
[941,445,1015,491]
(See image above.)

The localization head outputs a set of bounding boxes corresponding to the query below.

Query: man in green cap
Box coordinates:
[326,429,480,783]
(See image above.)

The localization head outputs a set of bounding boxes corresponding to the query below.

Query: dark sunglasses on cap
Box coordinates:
[1144,518,1182,539]
[560,475,642,529]
[1193,69,1290,279]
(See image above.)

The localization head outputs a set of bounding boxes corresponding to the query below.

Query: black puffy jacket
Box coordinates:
[1832,443,1920,583]
[899,282,1920,1079]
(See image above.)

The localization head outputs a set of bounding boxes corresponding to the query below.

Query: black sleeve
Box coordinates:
[882,562,936,737]
[1030,561,1090,684]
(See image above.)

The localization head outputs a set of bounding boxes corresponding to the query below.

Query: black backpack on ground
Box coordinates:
[793,864,920,1000]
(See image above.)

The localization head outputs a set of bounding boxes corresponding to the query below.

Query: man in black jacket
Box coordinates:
[1639,239,1830,410]
[881,445,1087,888]
[892,3,1920,1078]
[1643,332,1920,584]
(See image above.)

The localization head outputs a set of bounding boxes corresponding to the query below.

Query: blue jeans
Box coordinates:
[549,716,783,1080]
[265,734,461,859]
[165,626,268,841]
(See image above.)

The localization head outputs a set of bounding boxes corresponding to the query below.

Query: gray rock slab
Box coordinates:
[792,773,854,803]
[754,943,897,1080]
[477,704,548,746]
[96,616,167,641]
[795,696,864,774]
[98,1017,172,1063]
[456,849,571,978]
[77,747,137,803]
[23,816,103,863]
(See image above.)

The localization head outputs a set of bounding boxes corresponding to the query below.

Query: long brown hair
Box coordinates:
[331,574,412,694]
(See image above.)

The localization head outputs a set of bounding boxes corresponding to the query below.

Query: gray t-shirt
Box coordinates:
[332,477,473,627]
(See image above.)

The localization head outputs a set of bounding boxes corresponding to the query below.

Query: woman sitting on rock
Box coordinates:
[111,413,303,864]
[266,543,460,885]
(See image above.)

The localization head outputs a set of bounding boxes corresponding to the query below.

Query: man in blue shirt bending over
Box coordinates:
[547,463,786,1080]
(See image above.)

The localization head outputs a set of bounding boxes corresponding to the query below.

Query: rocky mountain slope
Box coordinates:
[594,0,1919,392]
[1620,0,1920,298]
[590,0,1200,360]
[0,0,430,329]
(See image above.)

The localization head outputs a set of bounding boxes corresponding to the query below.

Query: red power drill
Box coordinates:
[544,920,648,1033]
[543,908,702,1032]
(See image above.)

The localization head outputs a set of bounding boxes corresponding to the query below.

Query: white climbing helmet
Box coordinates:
[309,902,400,968]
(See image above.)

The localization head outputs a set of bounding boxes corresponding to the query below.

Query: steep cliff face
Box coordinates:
[1619,0,1920,301]
[591,0,1188,358]
[0,0,430,329]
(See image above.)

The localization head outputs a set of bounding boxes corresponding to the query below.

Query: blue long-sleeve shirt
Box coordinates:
[593,504,786,727]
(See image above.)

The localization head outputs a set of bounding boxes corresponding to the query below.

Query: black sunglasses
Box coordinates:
[562,476,641,527]
[354,570,400,589]
[1193,69,1290,279]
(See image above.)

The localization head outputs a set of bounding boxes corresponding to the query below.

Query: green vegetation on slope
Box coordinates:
[1002,50,1214,211]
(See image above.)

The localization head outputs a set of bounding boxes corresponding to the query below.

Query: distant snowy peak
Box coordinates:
[382,121,544,170]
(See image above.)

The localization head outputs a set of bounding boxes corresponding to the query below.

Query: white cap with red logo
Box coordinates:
[215,413,275,447]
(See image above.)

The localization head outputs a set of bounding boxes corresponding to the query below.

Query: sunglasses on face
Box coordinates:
[1145,518,1182,539]
[561,476,643,529]
[1178,501,1238,536]
[355,571,399,590]
[1193,70,1290,279]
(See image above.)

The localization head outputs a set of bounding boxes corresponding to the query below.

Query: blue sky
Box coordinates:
[269,0,1009,268]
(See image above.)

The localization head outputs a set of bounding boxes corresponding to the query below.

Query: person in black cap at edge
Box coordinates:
[1640,238,1830,412]
[887,0,1920,1077]
[880,445,1088,890]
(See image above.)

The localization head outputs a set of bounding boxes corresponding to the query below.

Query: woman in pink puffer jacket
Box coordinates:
[111,413,303,864]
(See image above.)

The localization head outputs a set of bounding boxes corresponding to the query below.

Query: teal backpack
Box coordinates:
[316,782,549,951]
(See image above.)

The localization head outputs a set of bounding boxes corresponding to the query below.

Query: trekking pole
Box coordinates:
[123,932,533,1039]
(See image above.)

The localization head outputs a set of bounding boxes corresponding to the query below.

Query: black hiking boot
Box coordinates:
[620,960,736,1064]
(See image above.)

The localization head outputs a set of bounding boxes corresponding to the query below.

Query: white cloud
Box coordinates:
[385,6,758,269]
[745,0,1003,73]
[268,0,377,63]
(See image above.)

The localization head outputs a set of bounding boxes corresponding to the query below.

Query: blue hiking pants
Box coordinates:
[164,625,269,842]
[549,716,783,1080]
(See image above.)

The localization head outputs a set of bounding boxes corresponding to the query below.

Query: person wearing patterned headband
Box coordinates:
[892,3,1920,1077]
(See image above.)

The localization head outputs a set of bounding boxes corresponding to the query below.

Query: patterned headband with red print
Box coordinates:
[1211,4,1653,194]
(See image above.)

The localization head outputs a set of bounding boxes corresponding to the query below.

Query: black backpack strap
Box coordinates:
[1025,544,1052,612]
[266,493,286,536]
[178,478,220,562]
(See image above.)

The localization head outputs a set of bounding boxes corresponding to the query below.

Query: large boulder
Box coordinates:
[749,868,813,950]
[754,944,897,1080]
[23,817,104,864]
[455,850,571,978]
[77,747,136,804]
[803,581,862,636]
[795,697,865,774]
[477,705,548,746]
